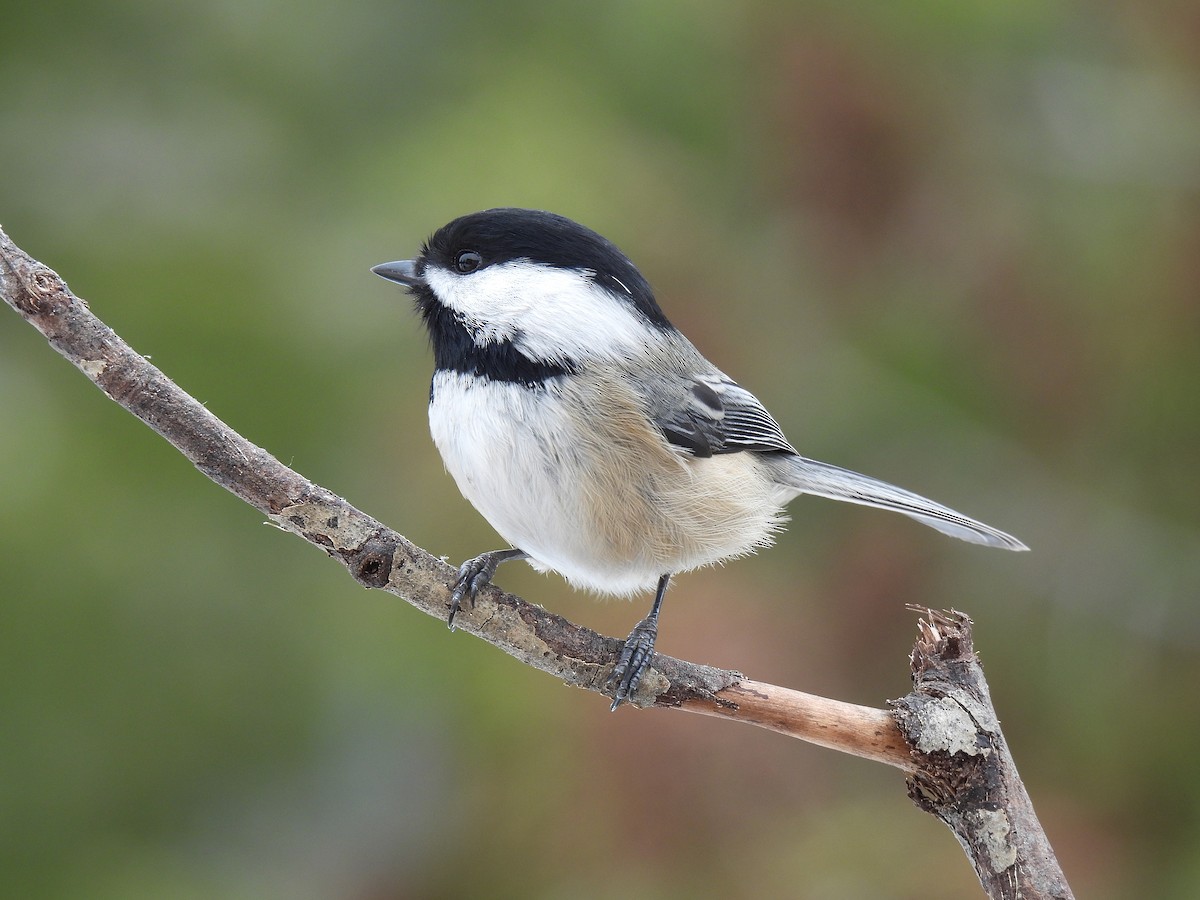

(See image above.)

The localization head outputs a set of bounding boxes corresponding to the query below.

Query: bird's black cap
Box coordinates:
[420,208,672,329]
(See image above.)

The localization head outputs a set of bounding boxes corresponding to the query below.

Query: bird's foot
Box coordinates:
[608,616,659,711]
[448,549,525,630]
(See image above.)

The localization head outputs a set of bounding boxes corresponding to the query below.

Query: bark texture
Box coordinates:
[893,609,1074,899]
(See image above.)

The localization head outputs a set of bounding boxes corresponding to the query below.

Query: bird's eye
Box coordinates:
[454,250,482,274]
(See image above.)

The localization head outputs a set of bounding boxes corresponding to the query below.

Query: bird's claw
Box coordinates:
[448,558,493,630]
[447,549,526,630]
[608,616,659,711]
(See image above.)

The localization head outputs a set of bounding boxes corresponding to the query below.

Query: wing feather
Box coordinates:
[654,376,795,458]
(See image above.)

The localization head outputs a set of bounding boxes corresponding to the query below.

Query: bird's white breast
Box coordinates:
[429,370,638,590]
[428,369,790,596]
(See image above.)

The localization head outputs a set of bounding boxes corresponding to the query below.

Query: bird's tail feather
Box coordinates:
[778,456,1028,551]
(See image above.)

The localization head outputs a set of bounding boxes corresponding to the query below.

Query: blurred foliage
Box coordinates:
[2,1,1199,897]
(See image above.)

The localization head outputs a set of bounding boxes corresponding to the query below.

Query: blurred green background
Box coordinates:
[2,1,1199,897]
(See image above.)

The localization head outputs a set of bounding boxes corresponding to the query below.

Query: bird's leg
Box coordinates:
[448,548,528,630]
[608,573,671,711]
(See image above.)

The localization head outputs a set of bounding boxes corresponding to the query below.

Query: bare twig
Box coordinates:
[893,608,1074,899]
[0,227,1071,898]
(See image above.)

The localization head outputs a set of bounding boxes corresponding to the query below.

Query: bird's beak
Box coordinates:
[371,259,423,288]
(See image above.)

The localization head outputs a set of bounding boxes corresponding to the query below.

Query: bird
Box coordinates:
[371,208,1027,710]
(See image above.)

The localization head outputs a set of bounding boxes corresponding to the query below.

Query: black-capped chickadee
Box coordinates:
[372,208,1027,710]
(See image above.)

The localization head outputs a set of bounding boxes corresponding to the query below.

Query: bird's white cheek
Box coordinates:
[423,262,652,363]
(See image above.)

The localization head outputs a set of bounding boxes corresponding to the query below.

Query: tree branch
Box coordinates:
[893,608,1074,898]
[0,226,1072,898]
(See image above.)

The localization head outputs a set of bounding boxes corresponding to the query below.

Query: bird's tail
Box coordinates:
[774,456,1028,551]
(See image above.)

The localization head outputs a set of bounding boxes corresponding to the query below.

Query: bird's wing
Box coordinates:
[642,365,1028,551]
[653,375,796,458]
